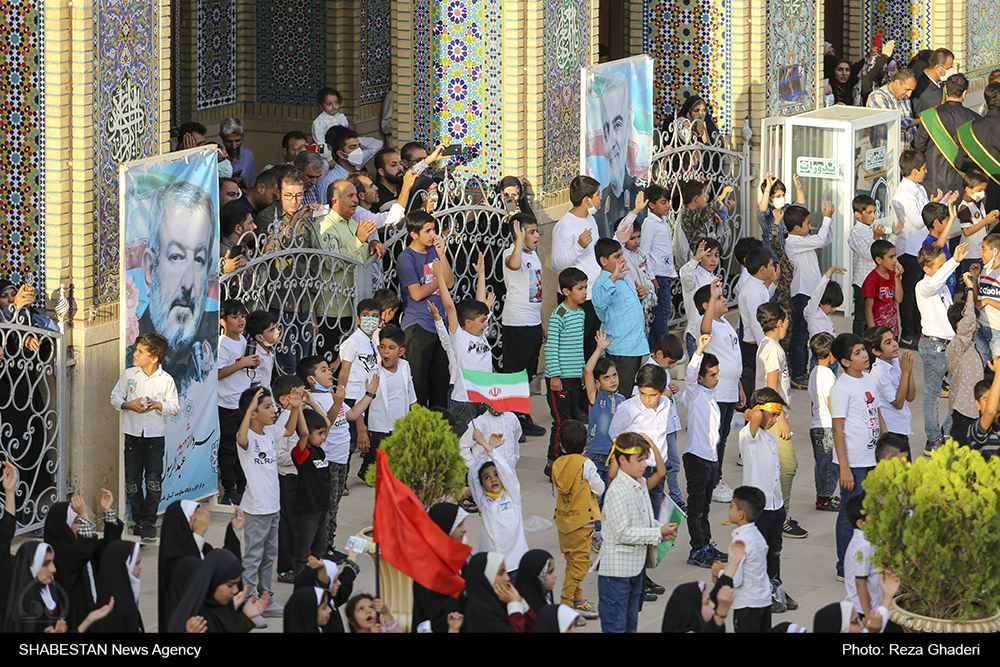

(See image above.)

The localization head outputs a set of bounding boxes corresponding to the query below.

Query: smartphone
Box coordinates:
[874,33,881,51]
[227,244,244,258]
[231,170,243,181]
[503,195,518,215]
[441,144,463,157]
[304,144,323,153]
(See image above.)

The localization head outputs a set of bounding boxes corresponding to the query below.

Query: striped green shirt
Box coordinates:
[544,304,585,379]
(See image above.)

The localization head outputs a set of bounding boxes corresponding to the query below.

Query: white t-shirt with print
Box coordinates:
[830,372,881,468]
[312,392,351,464]
[501,246,543,327]
[218,335,252,410]
[340,329,379,401]
[238,423,283,515]
[450,328,492,402]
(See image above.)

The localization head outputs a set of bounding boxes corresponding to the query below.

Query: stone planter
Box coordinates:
[889,594,1000,633]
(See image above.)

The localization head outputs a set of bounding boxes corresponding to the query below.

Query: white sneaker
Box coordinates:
[712,481,734,503]
[251,615,268,629]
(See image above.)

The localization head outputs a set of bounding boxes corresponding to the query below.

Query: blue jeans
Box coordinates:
[649,276,672,349]
[918,336,953,444]
[598,573,644,632]
[644,467,665,519]
[835,466,873,571]
[809,427,838,498]
[790,293,810,379]
[665,431,683,506]
[685,332,698,359]
[588,452,610,533]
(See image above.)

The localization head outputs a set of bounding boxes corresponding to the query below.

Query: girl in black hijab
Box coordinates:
[513,549,555,612]
[283,586,332,633]
[43,491,123,630]
[91,540,144,633]
[157,499,242,630]
[463,552,532,633]
[293,556,355,633]
[662,95,720,146]
[661,581,730,633]
[412,502,469,633]
[533,604,581,633]
[166,549,267,633]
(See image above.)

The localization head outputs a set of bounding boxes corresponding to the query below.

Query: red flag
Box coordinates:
[372,449,471,597]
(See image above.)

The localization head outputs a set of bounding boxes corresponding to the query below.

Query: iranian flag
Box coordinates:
[461,369,531,414]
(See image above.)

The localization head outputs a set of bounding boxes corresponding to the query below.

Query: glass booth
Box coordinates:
[761,107,902,317]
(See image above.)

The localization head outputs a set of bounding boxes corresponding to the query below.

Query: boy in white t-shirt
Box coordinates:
[246,310,281,394]
[433,252,494,437]
[501,214,546,437]
[863,326,915,449]
[219,299,259,505]
[695,279,744,503]
[843,493,881,618]
[297,355,377,559]
[956,169,999,281]
[337,298,381,482]
[830,333,886,581]
[679,238,721,358]
[807,333,839,513]
[358,324,418,482]
[236,386,303,619]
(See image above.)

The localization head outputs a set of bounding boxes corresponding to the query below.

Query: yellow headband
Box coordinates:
[605,441,645,468]
[754,402,784,413]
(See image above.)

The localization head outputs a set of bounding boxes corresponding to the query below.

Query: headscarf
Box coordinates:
[158,500,206,630]
[91,540,144,633]
[534,604,581,633]
[662,581,713,633]
[43,502,98,628]
[427,502,469,538]
[166,549,244,633]
[293,559,349,632]
[813,601,854,633]
[671,95,720,145]
[284,586,329,633]
[771,621,808,633]
[463,552,515,633]
[4,541,61,633]
[513,549,552,611]
[495,176,535,217]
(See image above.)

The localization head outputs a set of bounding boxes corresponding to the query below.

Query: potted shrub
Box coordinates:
[862,440,1000,632]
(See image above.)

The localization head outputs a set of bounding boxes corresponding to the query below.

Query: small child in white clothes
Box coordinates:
[459,407,522,471]
[468,431,529,576]
[842,493,881,618]
[728,485,772,633]
[312,86,383,166]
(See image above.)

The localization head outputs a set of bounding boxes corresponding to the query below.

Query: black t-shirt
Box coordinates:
[292,445,331,513]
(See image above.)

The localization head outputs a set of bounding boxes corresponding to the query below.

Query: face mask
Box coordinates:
[346,148,364,168]
[218,160,233,178]
[972,190,986,203]
[259,338,276,348]
[359,316,380,336]
[313,379,333,392]
[985,250,997,271]
[772,197,786,209]
[587,198,598,216]
[942,67,954,79]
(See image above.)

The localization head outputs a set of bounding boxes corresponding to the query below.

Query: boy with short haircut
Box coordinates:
[848,194,898,336]
[633,336,685,510]
[754,302,806,540]
[680,238,722,357]
[502,213,546,438]
[237,386,303,619]
[297,354,378,558]
[830,333,886,581]
[111,332,179,541]
[957,169,999,280]
[592,432,678,633]
[639,183,677,345]
[732,237,764,302]
[552,420,604,618]
[946,269,983,447]
[784,201,836,387]
[969,358,1000,461]
[807,332,839,512]
[679,180,734,256]
[358,324,417,481]
[337,298,381,481]
[219,299,258,505]
[246,310,280,393]
[696,280,744,503]
[874,432,908,462]
[843,493,881,618]
[739,387,795,615]
[397,210,455,409]
[916,241,968,454]
[617,216,658,330]
[592,238,649,395]
[738,247,777,399]
[290,407,332,573]
[805,265,846,344]
[862,240,903,336]
[728,485,772,633]
[271,373,307,583]
[863,326,915,449]
[371,288,401,363]
[683,334,726,568]
[977,234,1000,359]
[920,201,957,294]
[544,268,589,473]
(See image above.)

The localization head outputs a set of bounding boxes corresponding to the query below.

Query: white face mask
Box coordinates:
[985,249,997,271]
[942,67,954,79]
[346,147,364,168]
[587,198,598,216]
[972,190,987,203]
[772,197,786,209]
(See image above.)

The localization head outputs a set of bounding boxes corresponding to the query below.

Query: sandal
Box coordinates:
[342,486,350,496]
[459,497,479,514]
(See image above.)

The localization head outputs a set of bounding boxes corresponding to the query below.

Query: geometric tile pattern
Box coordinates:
[359,0,392,104]
[255,0,327,106]
[967,0,1000,77]
[411,0,433,145]
[94,0,159,305]
[424,0,504,185]
[862,0,930,63]
[766,0,816,116]
[543,0,589,192]
[0,0,45,296]
[644,0,732,135]
[196,0,236,110]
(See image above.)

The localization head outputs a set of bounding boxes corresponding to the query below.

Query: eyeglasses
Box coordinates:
[282,193,304,201]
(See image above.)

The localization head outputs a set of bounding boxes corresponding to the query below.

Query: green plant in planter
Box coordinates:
[364,405,467,508]
[861,440,1000,622]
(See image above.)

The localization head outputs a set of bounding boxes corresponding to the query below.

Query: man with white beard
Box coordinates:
[597,72,637,238]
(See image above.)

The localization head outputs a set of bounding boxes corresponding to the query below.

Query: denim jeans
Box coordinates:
[809,427,838,498]
[918,336,953,444]
[649,276,672,349]
[644,466,666,520]
[242,511,280,598]
[685,332,698,359]
[124,435,164,528]
[790,293,810,379]
[588,452,610,533]
[598,573,644,632]
[835,466,873,572]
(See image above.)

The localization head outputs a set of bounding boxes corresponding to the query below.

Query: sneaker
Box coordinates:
[815,496,840,512]
[251,615,268,629]
[543,461,553,479]
[574,615,587,628]
[898,335,918,350]
[675,499,687,513]
[771,580,789,613]
[322,547,349,563]
[708,542,728,563]
[687,545,716,568]
[736,452,743,467]
[573,599,600,619]
[277,570,295,585]
[519,432,527,443]
[591,531,603,553]
[790,374,809,390]
[261,601,284,618]
[520,415,547,437]
[645,577,665,595]
[140,524,157,542]
[643,590,658,602]
[782,518,808,539]
[783,591,799,611]
[770,599,787,614]
[712,481,734,503]
[923,437,945,457]
[836,568,845,582]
